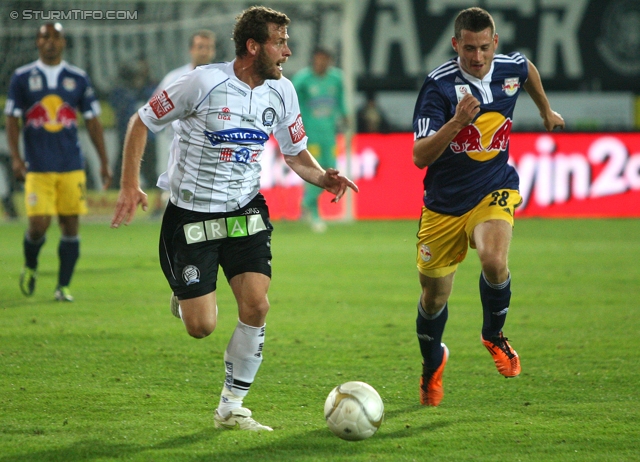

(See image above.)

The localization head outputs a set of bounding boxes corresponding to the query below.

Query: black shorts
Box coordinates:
[159,193,273,300]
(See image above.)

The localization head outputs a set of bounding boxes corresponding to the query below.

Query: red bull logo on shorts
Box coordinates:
[25,94,77,133]
[450,112,513,162]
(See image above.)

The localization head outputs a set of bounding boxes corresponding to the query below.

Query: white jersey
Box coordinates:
[139,60,308,213]
[153,63,194,191]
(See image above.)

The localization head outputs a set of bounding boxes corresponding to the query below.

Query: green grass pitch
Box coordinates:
[1,217,639,461]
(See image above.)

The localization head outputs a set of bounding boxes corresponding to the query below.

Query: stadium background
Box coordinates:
[1,0,639,219]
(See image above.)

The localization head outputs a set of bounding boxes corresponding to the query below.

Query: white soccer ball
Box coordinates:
[324,381,384,441]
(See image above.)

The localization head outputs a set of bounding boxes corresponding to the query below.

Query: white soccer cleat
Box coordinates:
[214,407,273,432]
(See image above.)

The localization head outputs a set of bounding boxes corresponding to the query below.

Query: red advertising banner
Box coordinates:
[260,133,640,219]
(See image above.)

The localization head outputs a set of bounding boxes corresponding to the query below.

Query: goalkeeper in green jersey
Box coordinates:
[292,48,348,232]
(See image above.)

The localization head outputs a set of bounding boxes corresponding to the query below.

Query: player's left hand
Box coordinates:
[111,186,148,228]
[543,110,565,132]
[322,168,359,203]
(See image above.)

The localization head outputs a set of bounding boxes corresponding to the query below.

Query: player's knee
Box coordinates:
[239,298,270,326]
[185,318,217,339]
[480,256,508,281]
[420,293,448,315]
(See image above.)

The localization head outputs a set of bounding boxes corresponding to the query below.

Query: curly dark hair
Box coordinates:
[233,6,290,57]
[454,7,495,40]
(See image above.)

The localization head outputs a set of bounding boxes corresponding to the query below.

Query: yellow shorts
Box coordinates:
[416,189,522,278]
[24,170,88,217]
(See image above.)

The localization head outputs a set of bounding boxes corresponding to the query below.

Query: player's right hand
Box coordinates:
[111,186,148,228]
[453,93,481,127]
[12,158,26,182]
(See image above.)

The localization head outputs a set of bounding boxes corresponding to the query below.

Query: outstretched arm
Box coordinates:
[110,113,149,228]
[285,149,358,203]
[524,60,565,132]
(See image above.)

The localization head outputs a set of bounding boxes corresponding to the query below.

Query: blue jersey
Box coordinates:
[4,60,100,173]
[412,52,528,216]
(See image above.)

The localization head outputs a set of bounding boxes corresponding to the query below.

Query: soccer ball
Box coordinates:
[324,381,384,441]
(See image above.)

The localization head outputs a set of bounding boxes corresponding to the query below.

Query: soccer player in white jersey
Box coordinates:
[111,6,358,431]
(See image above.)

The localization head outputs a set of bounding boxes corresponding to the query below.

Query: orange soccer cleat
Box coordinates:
[482,332,521,378]
[420,343,449,406]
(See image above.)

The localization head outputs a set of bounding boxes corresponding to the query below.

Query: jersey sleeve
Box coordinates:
[79,74,101,119]
[412,77,449,140]
[138,68,207,133]
[514,52,530,82]
[4,72,24,117]
[272,79,308,156]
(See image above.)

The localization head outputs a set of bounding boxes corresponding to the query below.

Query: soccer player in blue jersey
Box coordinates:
[4,23,112,301]
[412,7,564,406]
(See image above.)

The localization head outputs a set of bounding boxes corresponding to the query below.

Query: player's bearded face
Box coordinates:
[255,24,290,81]
[255,46,282,80]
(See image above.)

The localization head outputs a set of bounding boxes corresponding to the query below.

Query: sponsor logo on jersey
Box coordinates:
[25,94,77,132]
[219,148,260,163]
[220,147,265,164]
[455,84,472,102]
[149,90,174,118]
[451,125,483,153]
[502,78,520,96]
[62,77,76,92]
[218,107,231,121]
[262,107,276,127]
[28,74,43,92]
[288,114,306,143]
[182,265,200,285]
[449,112,513,162]
[203,128,269,147]
[234,147,252,163]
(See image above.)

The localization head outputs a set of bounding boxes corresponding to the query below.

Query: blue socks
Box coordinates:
[480,272,511,339]
[58,236,80,287]
[24,233,45,269]
[416,302,448,370]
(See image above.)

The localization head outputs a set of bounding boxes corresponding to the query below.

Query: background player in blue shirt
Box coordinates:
[412,7,564,406]
[4,23,112,301]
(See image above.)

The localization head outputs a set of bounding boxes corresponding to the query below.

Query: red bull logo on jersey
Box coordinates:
[449,112,513,162]
[502,78,520,97]
[25,94,77,133]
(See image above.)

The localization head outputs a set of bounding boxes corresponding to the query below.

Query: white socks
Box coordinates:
[217,320,265,417]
